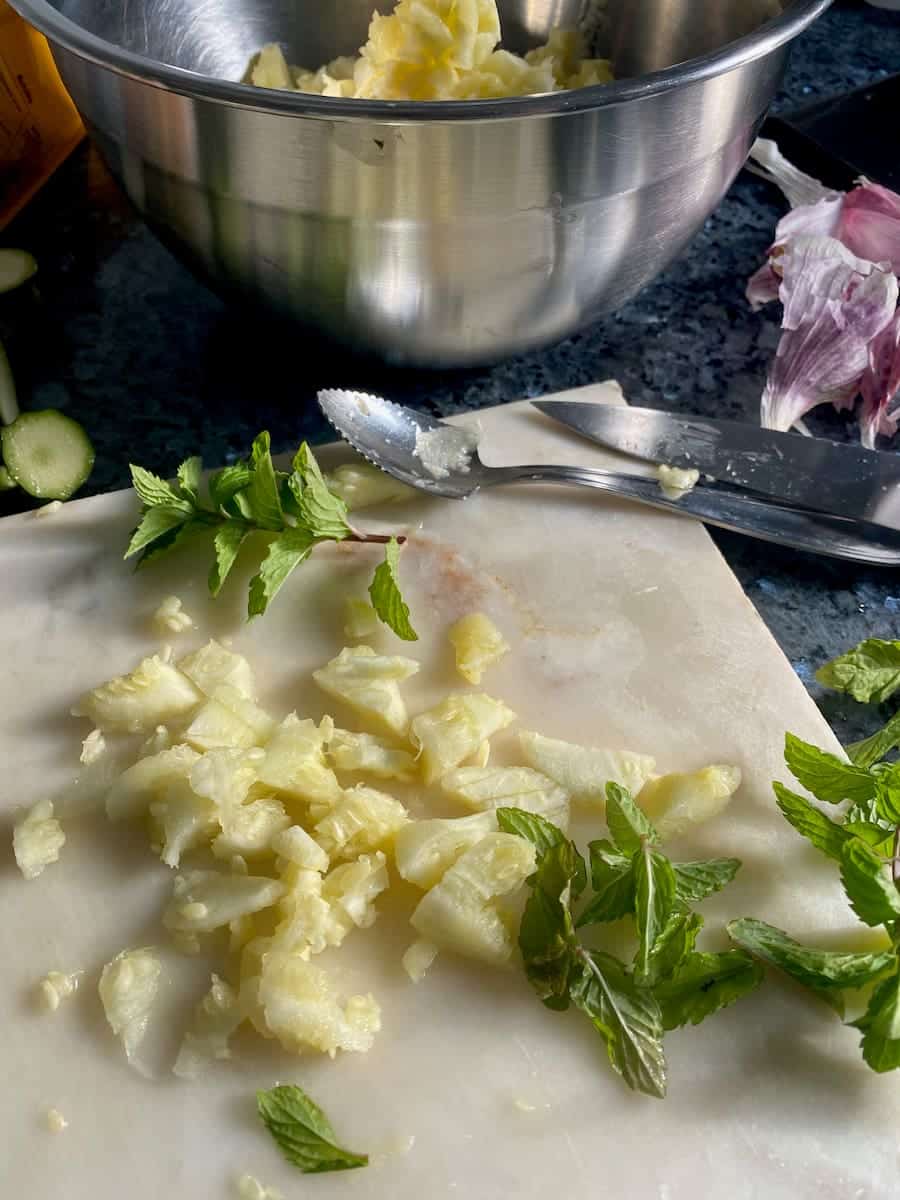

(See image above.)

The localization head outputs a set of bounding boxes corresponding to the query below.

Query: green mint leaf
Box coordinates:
[569,949,667,1099]
[848,712,900,770]
[289,443,352,540]
[135,517,212,566]
[783,733,876,806]
[124,505,191,559]
[633,842,677,985]
[209,462,253,512]
[773,781,851,862]
[839,837,900,927]
[256,1084,368,1173]
[575,840,634,927]
[843,797,896,855]
[496,807,587,898]
[850,973,900,1073]
[129,464,192,512]
[727,917,896,990]
[368,537,418,641]
[248,527,315,618]
[209,522,250,596]
[874,765,900,824]
[605,782,658,856]
[245,432,283,531]
[672,858,741,904]
[640,908,703,987]
[176,455,202,502]
[655,950,764,1030]
[517,840,582,1010]
[817,638,900,704]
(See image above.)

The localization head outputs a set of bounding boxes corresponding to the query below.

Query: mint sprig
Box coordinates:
[125,436,416,639]
[730,718,900,1073]
[497,791,759,1100]
[257,1083,367,1173]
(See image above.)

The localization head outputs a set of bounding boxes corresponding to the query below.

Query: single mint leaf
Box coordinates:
[673,858,741,904]
[848,712,900,770]
[817,638,900,705]
[605,782,658,856]
[773,781,851,862]
[655,950,764,1030]
[843,797,895,856]
[290,443,352,540]
[851,974,900,1073]
[129,464,192,512]
[209,462,253,512]
[874,765,900,824]
[176,455,202,502]
[575,840,633,927]
[496,807,587,899]
[517,840,581,1010]
[136,517,212,566]
[246,431,283,531]
[839,837,900,927]
[783,733,876,806]
[368,537,418,641]
[247,527,315,618]
[633,842,677,985]
[209,522,249,596]
[256,1084,367,1173]
[640,908,703,987]
[124,505,190,559]
[569,949,667,1099]
[727,917,896,990]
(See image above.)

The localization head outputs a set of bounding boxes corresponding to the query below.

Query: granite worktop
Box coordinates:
[3,0,900,744]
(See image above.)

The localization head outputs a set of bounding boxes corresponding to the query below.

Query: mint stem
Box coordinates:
[893,826,900,891]
[346,531,407,546]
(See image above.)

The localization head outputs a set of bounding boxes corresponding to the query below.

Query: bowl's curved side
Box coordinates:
[52,37,788,366]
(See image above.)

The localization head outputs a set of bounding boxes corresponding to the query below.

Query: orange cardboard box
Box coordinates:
[0,0,84,229]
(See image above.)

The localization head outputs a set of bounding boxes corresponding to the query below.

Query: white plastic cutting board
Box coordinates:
[2,384,896,1200]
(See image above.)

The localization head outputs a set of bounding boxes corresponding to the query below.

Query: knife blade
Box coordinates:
[532,401,900,534]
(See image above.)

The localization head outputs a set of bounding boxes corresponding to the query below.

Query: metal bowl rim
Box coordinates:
[9,0,832,120]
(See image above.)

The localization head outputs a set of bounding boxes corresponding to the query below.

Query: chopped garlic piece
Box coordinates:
[13,800,65,880]
[98,947,161,1069]
[72,655,201,733]
[153,595,195,634]
[344,597,380,639]
[164,870,285,934]
[395,812,496,889]
[448,612,510,684]
[247,946,381,1055]
[327,728,417,781]
[184,697,260,751]
[411,833,535,965]
[212,794,290,860]
[34,499,64,518]
[257,713,342,805]
[173,974,243,1079]
[80,728,106,765]
[237,1175,284,1200]
[272,825,330,872]
[657,463,700,501]
[443,765,569,829]
[518,730,655,810]
[471,739,490,768]
[314,645,419,737]
[638,765,742,840]
[178,640,256,700]
[313,784,409,860]
[141,725,172,756]
[402,939,438,982]
[37,970,82,1012]
[411,692,515,784]
[45,1108,68,1132]
[106,744,201,822]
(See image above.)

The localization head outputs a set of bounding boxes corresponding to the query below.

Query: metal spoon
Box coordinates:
[317,388,900,566]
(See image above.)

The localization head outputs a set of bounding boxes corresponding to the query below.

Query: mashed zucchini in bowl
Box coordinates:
[245,0,613,101]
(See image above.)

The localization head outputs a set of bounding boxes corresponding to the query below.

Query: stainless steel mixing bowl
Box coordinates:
[12,0,832,366]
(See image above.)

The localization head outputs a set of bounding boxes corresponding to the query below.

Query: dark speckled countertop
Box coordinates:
[3,0,900,745]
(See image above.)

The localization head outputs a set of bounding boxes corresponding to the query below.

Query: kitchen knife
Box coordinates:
[531,401,900,534]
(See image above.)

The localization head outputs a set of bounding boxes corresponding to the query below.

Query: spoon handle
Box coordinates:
[481,463,900,566]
